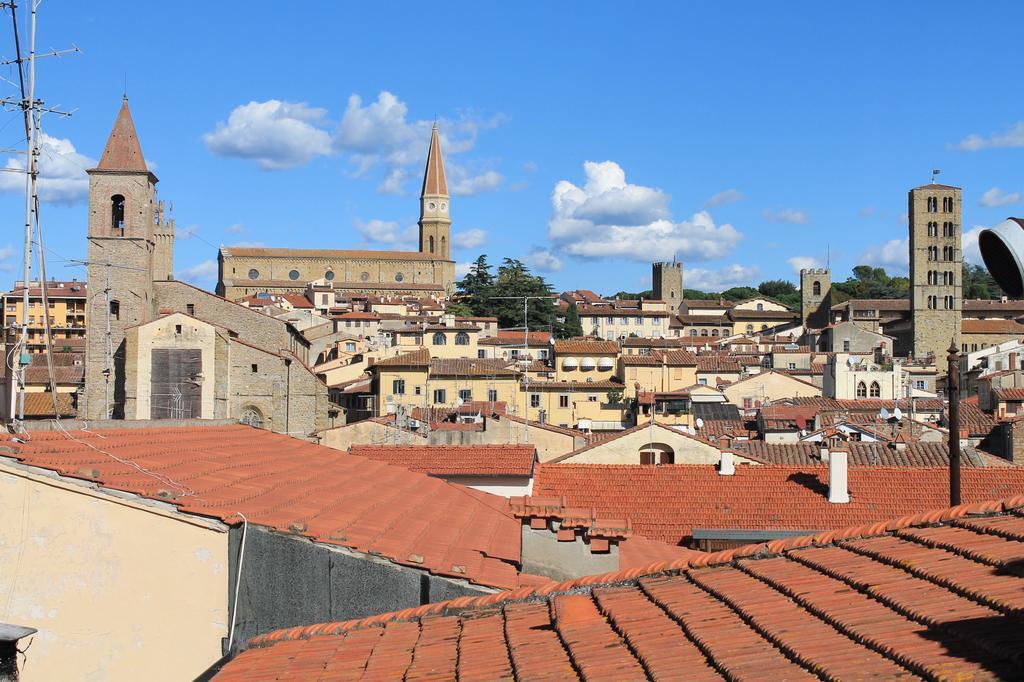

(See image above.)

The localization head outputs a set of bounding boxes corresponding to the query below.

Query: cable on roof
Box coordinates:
[49,419,196,497]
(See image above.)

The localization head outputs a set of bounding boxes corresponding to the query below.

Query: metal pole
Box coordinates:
[15,1,38,427]
[947,340,961,506]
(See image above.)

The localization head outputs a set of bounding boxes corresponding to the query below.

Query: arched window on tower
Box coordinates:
[869,381,880,397]
[109,299,120,321]
[432,332,446,345]
[856,381,867,398]
[428,235,435,253]
[111,195,125,234]
[812,281,821,296]
[440,236,446,255]
[455,331,469,345]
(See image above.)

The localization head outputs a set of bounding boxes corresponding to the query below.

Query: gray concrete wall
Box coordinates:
[520,522,618,581]
[225,525,490,654]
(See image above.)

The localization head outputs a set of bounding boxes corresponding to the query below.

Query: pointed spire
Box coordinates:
[96,96,148,172]
[421,122,448,197]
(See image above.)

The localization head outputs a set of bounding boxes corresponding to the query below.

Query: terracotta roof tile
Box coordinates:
[371,348,430,367]
[1,425,523,589]
[95,97,148,172]
[214,495,1024,680]
[553,338,619,354]
[961,319,1024,334]
[532,463,1024,545]
[349,444,536,477]
[697,355,742,373]
[430,358,519,377]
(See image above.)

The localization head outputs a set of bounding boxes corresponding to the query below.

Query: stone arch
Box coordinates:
[639,442,675,465]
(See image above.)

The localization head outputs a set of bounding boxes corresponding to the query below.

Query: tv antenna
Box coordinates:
[1,1,80,429]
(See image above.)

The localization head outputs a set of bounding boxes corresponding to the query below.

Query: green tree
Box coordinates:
[611,289,653,300]
[444,302,474,317]
[485,258,558,331]
[963,263,1003,299]
[560,301,584,338]
[720,286,760,301]
[455,254,495,316]
[757,279,800,308]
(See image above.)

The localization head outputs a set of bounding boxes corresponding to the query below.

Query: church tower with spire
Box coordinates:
[419,123,451,260]
[83,97,174,419]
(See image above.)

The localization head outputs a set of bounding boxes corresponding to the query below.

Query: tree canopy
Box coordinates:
[456,256,570,336]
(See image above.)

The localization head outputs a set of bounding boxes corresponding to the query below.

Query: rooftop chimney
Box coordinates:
[828,448,850,503]
[718,449,735,476]
[819,446,830,463]
[1011,353,1018,371]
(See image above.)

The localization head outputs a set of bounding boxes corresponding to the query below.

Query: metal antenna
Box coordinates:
[3,0,80,429]
[490,294,549,444]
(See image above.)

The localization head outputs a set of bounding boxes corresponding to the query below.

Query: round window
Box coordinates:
[248,269,259,280]
[360,271,370,282]
[324,270,335,281]
[428,202,436,211]
[288,269,300,281]
[395,273,404,282]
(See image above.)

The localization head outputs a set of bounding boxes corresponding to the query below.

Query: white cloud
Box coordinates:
[962,226,986,265]
[176,259,217,284]
[860,238,909,273]
[377,168,409,195]
[979,187,1022,208]
[202,100,332,170]
[955,121,1024,151]
[547,161,741,262]
[454,261,474,279]
[786,256,822,274]
[0,133,94,204]
[0,244,15,272]
[449,168,503,196]
[353,218,417,248]
[858,206,876,218]
[225,223,245,234]
[686,264,760,291]
[704,188,744,208]
[335,91,502,176]
[761,208,808,224]
[523,247,563,272]
[452,228,486,250]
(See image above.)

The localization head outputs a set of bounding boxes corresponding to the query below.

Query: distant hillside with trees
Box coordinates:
[610,264,1005,307]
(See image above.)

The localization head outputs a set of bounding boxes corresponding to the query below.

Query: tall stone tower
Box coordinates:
[800,268,832,329]
[652,260,684,311]
[909,182,962,363]
[83,98,168,419]
[419,123,451,260]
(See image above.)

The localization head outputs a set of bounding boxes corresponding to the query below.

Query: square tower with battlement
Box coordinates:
[652,261,683,312]
[909,182,962,363]
[800,268,832,330]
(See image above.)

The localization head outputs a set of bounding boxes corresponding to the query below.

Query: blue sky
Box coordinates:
[1,1,1022,294]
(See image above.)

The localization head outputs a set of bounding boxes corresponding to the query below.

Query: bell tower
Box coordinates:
[418,123,451,260]
[83,97,163,419]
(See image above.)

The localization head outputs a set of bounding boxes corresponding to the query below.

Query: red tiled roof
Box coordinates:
[430,358,519,377]
[960,399,998,436]
[962,319,1024,334]
[21,392,76,417]
[697,355,742,373]
[734,441,1011,468]
[349,445,536,477]
[992,387,1024,402]
[371,348,430,367]
[216,495,1024,680]
[1,425,524,589]
[553,338,619,354]
[494,330,552,345]
[532,463,1024,545]
[95,97,148,172]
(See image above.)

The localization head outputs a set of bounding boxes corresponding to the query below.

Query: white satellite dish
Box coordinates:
[879,408,890,420]
[695,417,705,429]
[892,407,903,420]
[847,356,860,367]
[686,426,696,435]
[455,397,464,407]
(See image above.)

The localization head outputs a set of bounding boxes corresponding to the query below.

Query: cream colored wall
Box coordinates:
[559,426,723,464]
[619,364,697,397]
[733,298,789,312]
[131,313,217,420]
[723,372,821,406]
[522,385,613,428]
[0,465,228,681]
[376,367,518,415]
[426,330,479,358]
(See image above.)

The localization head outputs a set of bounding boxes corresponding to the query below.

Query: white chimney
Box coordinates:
[819,446,830,463]
[828,449,850,503]
[719,450,735,476]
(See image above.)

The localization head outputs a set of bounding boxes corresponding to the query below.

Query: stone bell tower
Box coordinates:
[418,123,451,260]
[83,97,172,419]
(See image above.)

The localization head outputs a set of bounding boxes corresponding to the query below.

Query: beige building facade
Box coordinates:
[909,183,962,362]
[0,462,228,681]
